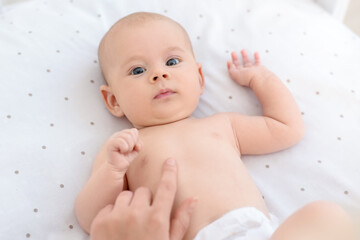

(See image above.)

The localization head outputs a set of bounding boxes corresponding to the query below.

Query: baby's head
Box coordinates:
[98,12,204,128]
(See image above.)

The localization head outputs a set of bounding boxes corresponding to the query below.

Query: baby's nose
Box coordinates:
[152,73,169,81]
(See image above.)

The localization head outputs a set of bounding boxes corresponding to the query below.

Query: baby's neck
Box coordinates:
[135,116,194,130]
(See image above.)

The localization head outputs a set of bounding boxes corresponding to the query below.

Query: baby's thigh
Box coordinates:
[270,201,356,240]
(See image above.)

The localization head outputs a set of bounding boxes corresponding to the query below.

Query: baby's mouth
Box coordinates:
[154,88,176,99]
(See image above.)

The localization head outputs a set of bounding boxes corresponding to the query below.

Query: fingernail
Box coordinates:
[166,158,175,166]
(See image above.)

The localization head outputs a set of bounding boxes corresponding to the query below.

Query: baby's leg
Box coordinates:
[270,201,356,240]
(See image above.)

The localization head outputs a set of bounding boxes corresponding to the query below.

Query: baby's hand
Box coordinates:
[227,50,265,87]
[106,128,141,174]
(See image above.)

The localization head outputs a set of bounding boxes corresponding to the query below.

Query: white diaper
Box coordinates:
[193,207,280,240]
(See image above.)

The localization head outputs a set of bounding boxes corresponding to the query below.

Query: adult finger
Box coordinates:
[130,187,152,208]
[90,204,114,237]
[153,158,177,215]
[112,191,133,212]
[170,198,198,240]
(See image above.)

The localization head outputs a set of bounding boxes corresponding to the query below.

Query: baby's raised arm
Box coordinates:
[226,50,305,155]
[75,128,141,233]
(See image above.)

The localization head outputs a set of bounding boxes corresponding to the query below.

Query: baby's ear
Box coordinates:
[197,63,205,94]
[100,85,124,117]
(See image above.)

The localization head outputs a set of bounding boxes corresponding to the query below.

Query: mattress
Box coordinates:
[0,0,359,239]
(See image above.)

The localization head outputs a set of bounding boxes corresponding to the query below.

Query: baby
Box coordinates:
[75,12,306,239]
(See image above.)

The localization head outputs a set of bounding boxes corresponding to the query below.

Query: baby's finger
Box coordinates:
[113,130,138,153]
[227,61,231,70]
[134,141,142,152]
[118,128,138,145]
[231,51,241,67]
[109,137,130,153]
[254,52,261,65]
[241,49,252,67]
[227,61,236,71]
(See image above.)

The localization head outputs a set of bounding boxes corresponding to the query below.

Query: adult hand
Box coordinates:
[90,158,197,240]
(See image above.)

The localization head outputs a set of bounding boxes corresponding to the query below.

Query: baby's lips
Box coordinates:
[154,88,175,99]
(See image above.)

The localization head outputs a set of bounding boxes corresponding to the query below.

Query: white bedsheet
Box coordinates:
[0,0,359,239]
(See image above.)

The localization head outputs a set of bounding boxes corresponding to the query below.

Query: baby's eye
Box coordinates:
[166,58,179,66]
[131,67,145,75]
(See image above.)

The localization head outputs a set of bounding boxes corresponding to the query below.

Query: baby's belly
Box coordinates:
[127,141,268,239]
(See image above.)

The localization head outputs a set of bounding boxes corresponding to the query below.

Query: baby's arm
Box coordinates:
[226,50,305,154]
[75,128,141,233]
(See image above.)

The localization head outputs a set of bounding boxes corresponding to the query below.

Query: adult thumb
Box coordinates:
[169,197,198,240]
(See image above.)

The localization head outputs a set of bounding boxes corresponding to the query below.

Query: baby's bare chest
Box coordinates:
[126,117,241,191]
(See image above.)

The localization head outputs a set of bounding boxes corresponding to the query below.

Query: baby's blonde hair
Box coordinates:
[98,12,194,84]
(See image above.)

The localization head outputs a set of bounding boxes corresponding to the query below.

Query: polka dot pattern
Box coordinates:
[0,0,359,239]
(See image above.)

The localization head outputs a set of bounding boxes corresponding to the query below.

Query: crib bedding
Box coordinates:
[0,0,359,239]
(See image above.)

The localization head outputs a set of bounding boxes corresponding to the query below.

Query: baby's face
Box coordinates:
[102,19,204,128]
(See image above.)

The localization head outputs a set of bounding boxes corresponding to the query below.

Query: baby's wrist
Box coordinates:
[105,160,128,178]
[249,67,273,88]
